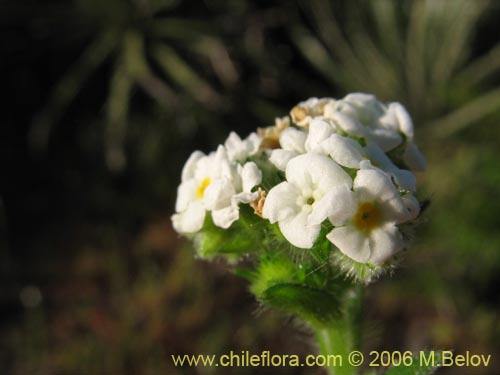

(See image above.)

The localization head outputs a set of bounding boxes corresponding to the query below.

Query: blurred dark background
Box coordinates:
[1,1,500,374]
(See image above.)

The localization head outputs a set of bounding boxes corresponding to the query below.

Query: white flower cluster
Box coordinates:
[171,133,262,232]
[172,93,426,266]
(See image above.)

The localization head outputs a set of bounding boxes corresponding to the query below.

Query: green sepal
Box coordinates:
[259,282,341,326]
[331,250,394,284]
[342,166,359,179]
[192,205,262,257]
[232,267,256,282]
[248,252,301,296]
[383,351,442,375]
[309,222,334,263]
[247,242,349,326]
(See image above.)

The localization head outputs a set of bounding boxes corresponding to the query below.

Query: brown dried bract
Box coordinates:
[290,106,307,124]
[290,98,334,127]
[257,116,290,150]
[250,188,267,217]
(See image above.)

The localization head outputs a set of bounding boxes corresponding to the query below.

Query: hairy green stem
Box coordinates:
[313,284,364,375]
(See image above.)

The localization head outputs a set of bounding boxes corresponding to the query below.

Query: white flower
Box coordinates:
[318,132,417,191]
[385,102,414,139]
[325,93,383,123]
[326,111,367,138]
[262,153,352,248]
[325,168,411,264]
[360,147,416,192]
[303,117,366,167]
[269,127,307,170]
[269,115,417,191]
[326,93,402,151]
[384,102,426,171]
[325,94,426,171]
[206,161,262,228]
[224,131,262,162]
[304,117,336,152]
[321,132,366,169]
[269,117,349,170]
[172,146,262,233]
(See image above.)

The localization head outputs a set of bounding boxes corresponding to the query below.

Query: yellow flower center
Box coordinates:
[196,177,211,199]
[353,201,381,233]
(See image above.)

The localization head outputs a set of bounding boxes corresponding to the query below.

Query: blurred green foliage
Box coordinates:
[2,0,500,374]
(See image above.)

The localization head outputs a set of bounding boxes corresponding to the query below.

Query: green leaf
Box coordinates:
[30,31,117,152]
[152,43,221,108]
[431,87,500,138]
[260,283,341,325]
[105,56,133,172]
[288,25,342,87]
[383,351,442,375]
[457,42,500,86]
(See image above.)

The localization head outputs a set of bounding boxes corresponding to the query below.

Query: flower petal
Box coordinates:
[212,205,239,229]
[354,168,409,223]
[240,162,262,193]
[338,93,386,126]
[246,132,263,153]
[279,127,307,153]
[388,102,414,139]
[224,132,262,161]
[390,168,416,192]
[367,128,403,151]
[171,201,206,233]
[381,198,409,224]
[194,146,230,181]
[224,132,244,161]
[378,109,399,133]
[308,184,356,226]
[214,145,234,179]
[269,149,299,171]
[344,92,378,104]
[322,134,365,168]
[203,179,236,211]
[305,118,335,152]
[279,210,320,248]
[286,153,352,193]
[361,150,416,192]
[404,143,427,172]
[262,182,300,223]
[327,111,366,137]
[175,179,198,212]
[363,143,392,168]
[327,226,371,263]
[232,191,258,204]
[354,168,400,203]
[402,194,421,221]
[181,151,204,181]
[368,225,404,264]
